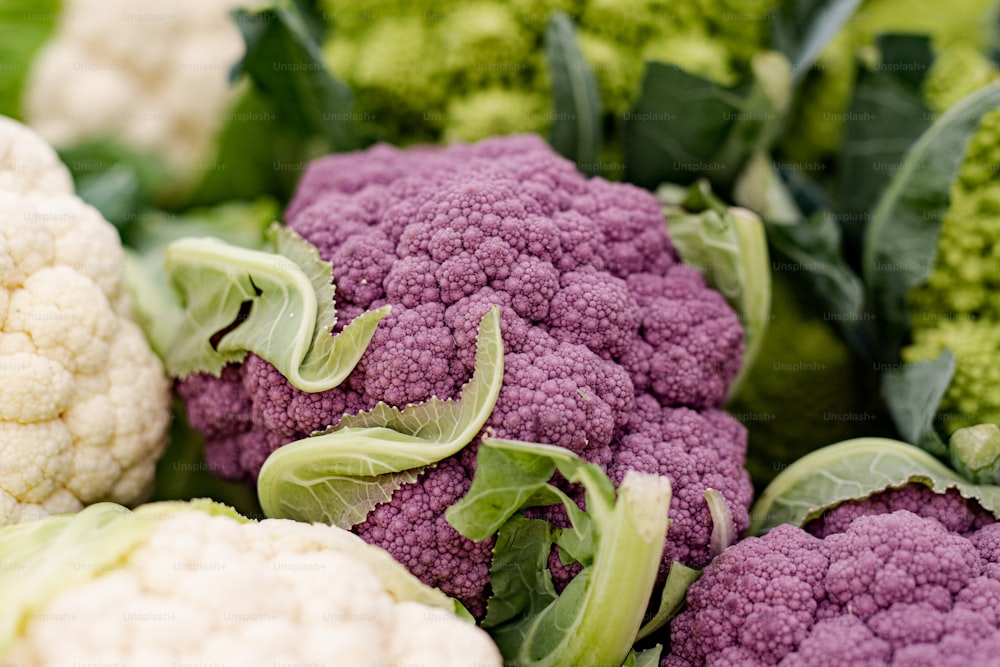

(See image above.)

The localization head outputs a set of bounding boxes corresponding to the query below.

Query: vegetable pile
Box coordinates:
[6,1,1000,665]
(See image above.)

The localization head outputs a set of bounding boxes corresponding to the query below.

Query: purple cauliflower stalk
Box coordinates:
[666,484,1000,666]
[178,134,751,614]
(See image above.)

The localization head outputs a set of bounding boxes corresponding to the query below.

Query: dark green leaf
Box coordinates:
[864,82,1000,360]
[57,141,170,229]
[544,12,601,166]
[750,437,1000,535]
[771,0,862,82]
[625,54,790,193]
[183,85,309,206]
[880,349,955,455]
[232,2,364,152]
[482,517,558,628]
[765,212,865,322]
[836,35,935,221]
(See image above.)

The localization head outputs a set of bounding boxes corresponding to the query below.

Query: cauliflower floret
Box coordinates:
[2,502,502,667]
[23,0,263,173]
[0,115,170,525]
[667,489,1000,666]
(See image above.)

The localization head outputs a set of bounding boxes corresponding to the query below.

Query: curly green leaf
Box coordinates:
[257,306,504,527]
[163,225,389,392]
[750,437,1000,535]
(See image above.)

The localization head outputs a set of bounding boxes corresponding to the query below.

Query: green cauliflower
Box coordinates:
[902,107,1000,434]
[781,0,1000,163]
[320,0,780,146]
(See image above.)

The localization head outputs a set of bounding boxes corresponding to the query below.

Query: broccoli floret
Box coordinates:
[176,134,752,616]
[666,484,1000,666]
[903,108,1000,434]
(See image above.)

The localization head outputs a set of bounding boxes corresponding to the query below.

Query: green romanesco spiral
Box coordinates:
[320,0,779,146]
[904,108,1000,434]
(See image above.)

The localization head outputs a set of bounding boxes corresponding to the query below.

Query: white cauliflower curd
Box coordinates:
[23,0,261,176]
[0,501,504,667]
[0,115,170,525]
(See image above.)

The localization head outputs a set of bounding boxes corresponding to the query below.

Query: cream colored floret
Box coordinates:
[0,116,170,525]
[5,512,504,667]
[24,0,263,174]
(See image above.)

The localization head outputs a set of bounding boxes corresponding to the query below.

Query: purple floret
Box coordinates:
[178,134,750,614]
[666,485,1000,666]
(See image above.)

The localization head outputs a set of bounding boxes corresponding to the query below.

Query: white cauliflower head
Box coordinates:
[0,115,170,525]
[23,0,261,175]
[0,501,503,667]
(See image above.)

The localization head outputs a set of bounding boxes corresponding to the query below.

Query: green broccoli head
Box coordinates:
[903,107,1000,435]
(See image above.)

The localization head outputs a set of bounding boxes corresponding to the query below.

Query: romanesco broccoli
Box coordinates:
[903,108,1000,433]
[319,0,780,146]
[781,0,1000,163]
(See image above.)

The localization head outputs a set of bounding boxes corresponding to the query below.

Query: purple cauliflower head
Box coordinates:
[665,484,1000,666]
[178,134,751,614]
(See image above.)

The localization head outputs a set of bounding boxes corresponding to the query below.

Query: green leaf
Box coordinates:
[57,140,171,229]
[257,307,504,527]
[836,35,935,223]
[635,562,701,642]
[123,198,277,358]
[182,84,310,206]
[0,0,59,119]
[766,212,866,323]
[482,516,559,628]
[660,181,772,397]
[231,2,364,152]
[880,348,955,456]
[629,646,665,667]
[544,12,601,166]
[163,225,389,390]
[863,82,1000,360]
[749,437,1000,535]
[448,439,671,667]
[771,0,862,82]
[625,53,791,193]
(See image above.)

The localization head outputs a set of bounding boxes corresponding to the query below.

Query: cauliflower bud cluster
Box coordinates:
[179,133,753,613]
[2,502,502,667]
[23,0,261,174]
[666,485,1000,666]
[0,116,170,525]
